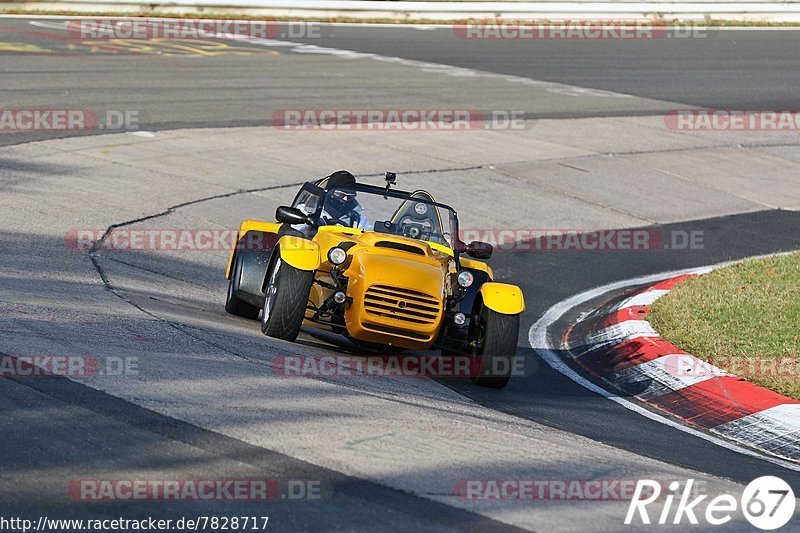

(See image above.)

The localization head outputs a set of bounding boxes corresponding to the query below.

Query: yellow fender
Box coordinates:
[461,257,493,279]
[225,220,281,279]
[277,235,320,271]
[479,282,525,315]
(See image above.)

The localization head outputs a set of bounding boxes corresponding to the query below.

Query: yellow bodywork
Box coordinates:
[305,229,451,349]
[277,235,321,271]
[228,219,523,350]
[225,220,281,279]
[479,283,526,315]
[460,257,494,279]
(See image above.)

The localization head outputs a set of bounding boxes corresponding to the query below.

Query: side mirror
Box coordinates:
[276,206,310,225]
[466,241,493,259]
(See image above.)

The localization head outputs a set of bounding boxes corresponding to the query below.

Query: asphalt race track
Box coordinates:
[3,19,800,144]
[1,16,799,532]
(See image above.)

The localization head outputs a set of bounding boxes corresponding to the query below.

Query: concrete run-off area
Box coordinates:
[1,116,799,529]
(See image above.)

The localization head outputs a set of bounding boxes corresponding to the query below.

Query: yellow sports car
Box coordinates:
[224,171,525,388]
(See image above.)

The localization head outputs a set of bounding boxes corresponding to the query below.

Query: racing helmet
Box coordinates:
[324,170,359,220]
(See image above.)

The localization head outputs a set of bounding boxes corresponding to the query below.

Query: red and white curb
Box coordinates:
[568,274,800,463]
[529,256,800,471]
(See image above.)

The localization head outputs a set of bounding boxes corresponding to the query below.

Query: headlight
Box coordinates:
[328,247,347,265]
[457,270,474,288]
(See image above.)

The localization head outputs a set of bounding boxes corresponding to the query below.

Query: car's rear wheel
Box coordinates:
[225,253,260,320]
[469,303,519,389]
[260,253,314,341]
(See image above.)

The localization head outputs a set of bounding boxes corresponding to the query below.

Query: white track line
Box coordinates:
[27,19,631,98]
[528,254,800,472]
[10,15,800,30]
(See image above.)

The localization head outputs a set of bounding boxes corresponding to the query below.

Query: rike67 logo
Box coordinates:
[626,477,796,530]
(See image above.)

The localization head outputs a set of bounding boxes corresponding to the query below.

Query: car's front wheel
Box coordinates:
[260,252,314,341]
[469,304,519,389]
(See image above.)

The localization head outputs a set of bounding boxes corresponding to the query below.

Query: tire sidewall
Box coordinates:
[260,251,314,341]
[470,300,519,388]
[260,252,282,332]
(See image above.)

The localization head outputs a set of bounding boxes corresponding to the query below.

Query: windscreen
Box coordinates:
[319,186,457,249]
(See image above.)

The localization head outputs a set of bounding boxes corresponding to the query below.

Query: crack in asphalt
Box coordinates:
[79,164,539,416]
[84,180,307,365]
[85,163,490,293]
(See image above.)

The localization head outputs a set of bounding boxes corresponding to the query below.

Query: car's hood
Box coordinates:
[340,233,448,301]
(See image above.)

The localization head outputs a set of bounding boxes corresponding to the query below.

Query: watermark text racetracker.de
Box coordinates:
[455,478,657,501]
[67,18,321,40]
[663,354,799,380]
[0,354,138,378]
[272,354,536,379]
[461,228,705,252]
[0,109,140,132]
[271,109,527,131]
[69,479,324,501]
[64,228,704,252]
[65,228,269,252]
[453,19,712,40]
[665,109,800,131]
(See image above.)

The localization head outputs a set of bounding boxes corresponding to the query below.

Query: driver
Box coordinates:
[296,171,370,230]
[322,171,370,229]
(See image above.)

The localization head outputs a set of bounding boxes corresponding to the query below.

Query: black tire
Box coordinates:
[225,253,260,320]
[260,252,314,341]
[470,304,520,389]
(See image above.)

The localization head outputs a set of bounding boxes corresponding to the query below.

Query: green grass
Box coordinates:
[648,252,800,400]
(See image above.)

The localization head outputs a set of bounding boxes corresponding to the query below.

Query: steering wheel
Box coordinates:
[321,210,359,228]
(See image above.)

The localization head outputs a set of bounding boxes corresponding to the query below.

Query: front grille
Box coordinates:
[364,285,441,326]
